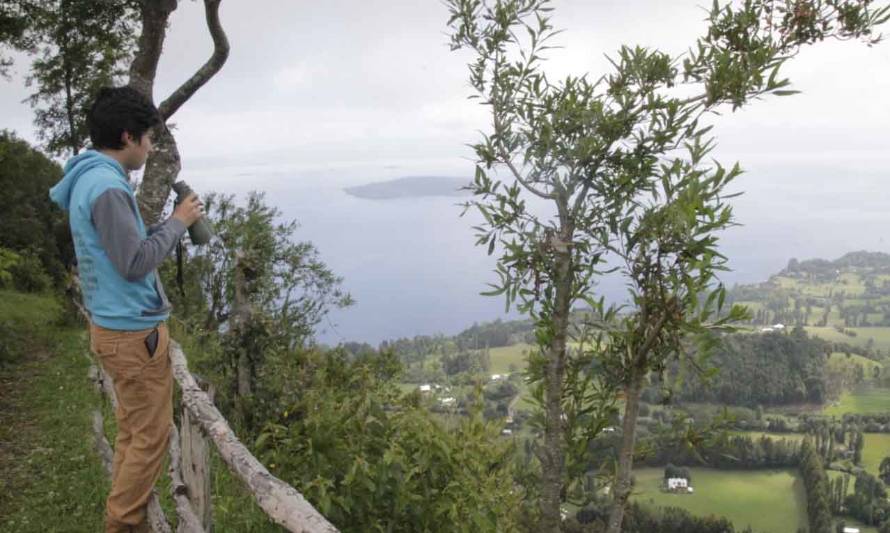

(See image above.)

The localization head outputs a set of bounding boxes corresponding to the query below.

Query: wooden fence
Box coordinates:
[79,301,338,533]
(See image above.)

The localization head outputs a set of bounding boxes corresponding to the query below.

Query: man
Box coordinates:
[49,86,203,533]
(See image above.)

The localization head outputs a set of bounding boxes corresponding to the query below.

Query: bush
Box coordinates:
[0,132,71,286]
[9,250,52,293]
[0,248,20,288]
[0,290,62,366]
[252,347,521,532]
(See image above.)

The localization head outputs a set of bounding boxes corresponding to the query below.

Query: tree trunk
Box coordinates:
[233,251,253,398]
[128,0,176,101]
[539,244,573,532]
[606,373,644,533]
[128,0,177,223]
[128,0,229,225]
[180,380,215,531]
[138,124,181,225]
[237,350,252,398]
[59,27,79,156]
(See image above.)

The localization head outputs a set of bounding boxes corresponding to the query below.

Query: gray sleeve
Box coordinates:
[91,188,187,282]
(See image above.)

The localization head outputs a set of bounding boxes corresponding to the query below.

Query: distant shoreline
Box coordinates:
[344,176,470,199]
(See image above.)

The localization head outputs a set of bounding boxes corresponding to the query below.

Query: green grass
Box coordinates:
[0,289,62,367]
[632,467,808,533]
[487,343,532,375]
[843,327,890,352]
[823,385,890,416]
[0,291,109,532]
[827,352,883,376]
[862,433,890,477]
[397,382,419,394]
[806,326,890,353]
[0,291,285,531]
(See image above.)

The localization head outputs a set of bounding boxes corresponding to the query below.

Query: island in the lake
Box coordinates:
[344,176,471,199]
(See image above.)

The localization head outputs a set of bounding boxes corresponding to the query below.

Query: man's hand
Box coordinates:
[172,193,204,227]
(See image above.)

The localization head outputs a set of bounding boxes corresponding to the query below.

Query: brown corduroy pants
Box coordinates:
[90,322,173,533]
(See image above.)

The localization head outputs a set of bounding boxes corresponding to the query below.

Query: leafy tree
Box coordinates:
[674,329,828,406]
[853,428,866,465]
[442,349,489,376]
[0,1,28,76]
[0,248,21,288]
[16,0,138,155]
[128,0,231,224]
[254,348,521,532]
[662,464,691,482]
[160,191,353,430]
[847,471,890,526]
[0,131,72,284]
[800,438,833,533]
[445,0,888,530]
[620,501,745,533]
[2,0,230,223]
[880,456,890,484]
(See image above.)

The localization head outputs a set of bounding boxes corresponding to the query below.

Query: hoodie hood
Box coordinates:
[49,150,128,211]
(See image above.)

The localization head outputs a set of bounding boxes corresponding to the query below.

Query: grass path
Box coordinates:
[0,290,284,532]
[0,291,108,531]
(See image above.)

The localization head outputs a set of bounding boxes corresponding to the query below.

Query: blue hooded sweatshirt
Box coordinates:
[50,150,186,330]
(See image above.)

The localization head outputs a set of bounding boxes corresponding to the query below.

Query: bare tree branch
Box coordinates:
[128,0,177,99]
[502,156,557,200]
[158,0,230,120]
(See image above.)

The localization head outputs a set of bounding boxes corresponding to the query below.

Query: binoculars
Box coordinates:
[171,181,214,245]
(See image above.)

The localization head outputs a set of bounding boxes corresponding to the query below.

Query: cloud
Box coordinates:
[1,0,887,178]
[271,63,317,91]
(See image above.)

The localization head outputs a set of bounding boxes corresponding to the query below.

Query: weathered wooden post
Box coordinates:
[181,374,215,532]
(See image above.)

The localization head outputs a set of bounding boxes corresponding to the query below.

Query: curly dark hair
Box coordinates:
[87,86,162,150]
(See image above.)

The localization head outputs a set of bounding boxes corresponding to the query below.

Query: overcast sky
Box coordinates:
[2,0,888,175]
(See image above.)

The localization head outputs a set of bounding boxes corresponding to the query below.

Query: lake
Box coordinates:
[180,159,890,345]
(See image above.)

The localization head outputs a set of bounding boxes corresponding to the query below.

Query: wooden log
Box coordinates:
[146,492,173,533]
[92,409,114,472]
[169,341,338,533]
[168,423,205,533]
[181,378,214,531]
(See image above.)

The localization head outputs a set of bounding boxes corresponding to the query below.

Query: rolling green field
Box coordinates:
[632,467,808,533]
[806,326,890,353]
[823,385,890,416]
[863,433,890,477]
[487,343,532,374]
[826,352,883,375]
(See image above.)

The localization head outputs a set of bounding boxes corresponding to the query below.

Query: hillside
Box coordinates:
[731,251,890,333]
[344,176,471,199]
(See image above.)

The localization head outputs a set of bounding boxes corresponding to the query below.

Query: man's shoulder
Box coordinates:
[77,171,133,208]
